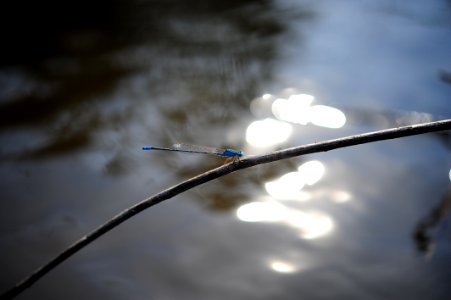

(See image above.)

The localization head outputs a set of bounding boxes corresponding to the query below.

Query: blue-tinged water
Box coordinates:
[1,0,450,299]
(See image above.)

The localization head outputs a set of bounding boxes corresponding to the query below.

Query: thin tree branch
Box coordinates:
[2,119,451,299]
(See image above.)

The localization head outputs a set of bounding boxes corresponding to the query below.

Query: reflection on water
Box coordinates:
[272,94,314,124]
[413,182,451,257]
[0,0,295,166]
[237,159,335,241]
[1,0,451,299]
[236,199,334,239]
[272,93,346,128]
[246,90,346,153]
[265,160,325,200]
[236,199,288,222]
[287,210,334,239]
[265,171,310,200]
[309,105,346,128]
[242,89,349,246]
[268,260,299,273]
[246,118,293,147]
[330,190,352,203]
[252,92,346,128]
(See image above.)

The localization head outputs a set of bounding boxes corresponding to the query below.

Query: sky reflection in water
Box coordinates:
[1,0,451,299]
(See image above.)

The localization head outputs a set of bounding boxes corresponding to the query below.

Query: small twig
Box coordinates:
[2,119,451,299]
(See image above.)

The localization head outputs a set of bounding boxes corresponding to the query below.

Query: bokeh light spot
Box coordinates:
[245,118,292,147]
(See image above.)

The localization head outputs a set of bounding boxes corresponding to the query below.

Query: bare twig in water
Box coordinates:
[2,119,451,299]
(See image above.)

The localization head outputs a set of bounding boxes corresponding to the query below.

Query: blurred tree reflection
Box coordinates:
[0,0,313,162]
[413,186,451,256]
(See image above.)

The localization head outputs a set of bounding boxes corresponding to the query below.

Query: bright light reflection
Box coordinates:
[298,160,325,185]
[265,173,308,201]
[449,169,451,181]
[331,190,351,203]
[309,105,346,128]
[264,161,324,200]
[269,260,298,273]
[236,202,334,240]
[272,94,313,125]
[246,118,292,147]
[236,201,288,222]
[271,93,346,129]
[284,211,334,239]
[262,93,272,100]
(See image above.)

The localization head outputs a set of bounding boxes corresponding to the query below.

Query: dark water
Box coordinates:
[1,0,451,299]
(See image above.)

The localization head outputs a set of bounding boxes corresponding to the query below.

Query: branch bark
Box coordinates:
[2,119,451,299]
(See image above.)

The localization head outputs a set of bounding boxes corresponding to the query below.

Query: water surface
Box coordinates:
[1,0,451,299]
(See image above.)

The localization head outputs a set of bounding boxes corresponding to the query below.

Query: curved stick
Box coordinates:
[2,119,451,299]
